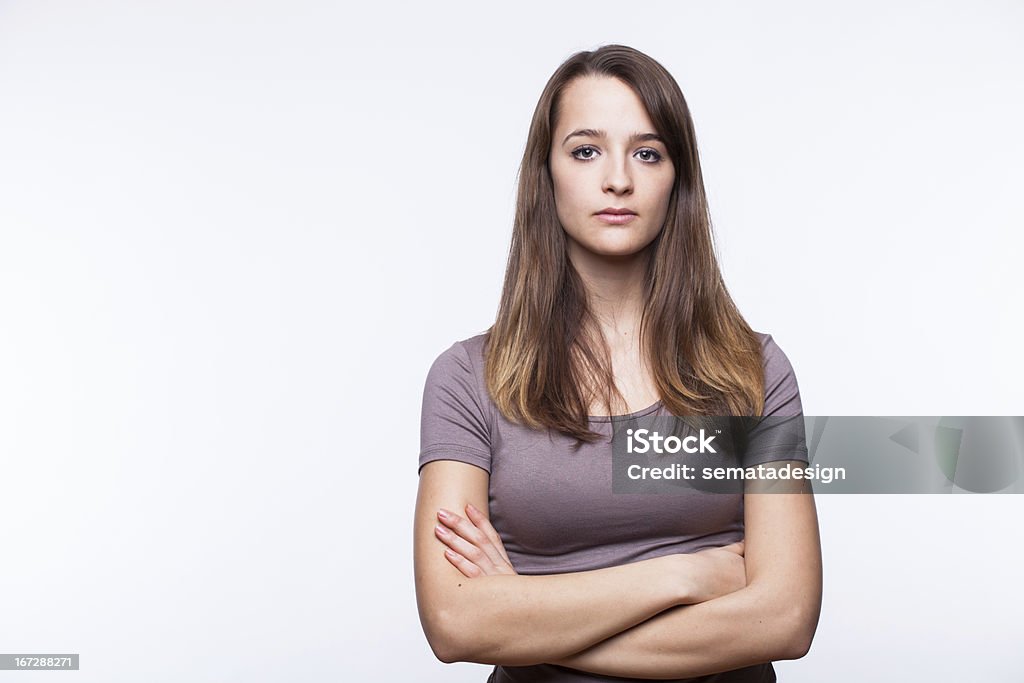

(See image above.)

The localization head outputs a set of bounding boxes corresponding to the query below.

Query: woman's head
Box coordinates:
[549,74,676,265]
[520,44,708,270]
[487,45,765,441]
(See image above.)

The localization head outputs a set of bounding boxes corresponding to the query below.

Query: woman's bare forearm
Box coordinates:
[551,581,814,679]
[421,553,687,665]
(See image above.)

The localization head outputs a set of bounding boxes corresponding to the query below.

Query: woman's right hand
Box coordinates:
[678,541,747,604]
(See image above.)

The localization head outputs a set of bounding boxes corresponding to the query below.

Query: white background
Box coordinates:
[1,0,1022,681]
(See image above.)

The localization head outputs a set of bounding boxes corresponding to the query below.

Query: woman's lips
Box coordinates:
[595,212,637,225]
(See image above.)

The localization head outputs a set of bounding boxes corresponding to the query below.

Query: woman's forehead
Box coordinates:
[554,76,657,139]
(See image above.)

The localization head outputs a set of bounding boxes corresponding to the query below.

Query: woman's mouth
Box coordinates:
[595,208,638,225]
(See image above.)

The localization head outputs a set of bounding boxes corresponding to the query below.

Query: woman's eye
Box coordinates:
[571,146,599,161]
[636,148,662,163]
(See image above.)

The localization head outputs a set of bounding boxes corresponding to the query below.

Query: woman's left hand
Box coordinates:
[435,503,518,577]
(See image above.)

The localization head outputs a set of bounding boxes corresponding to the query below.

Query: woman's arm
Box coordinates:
[415,459,733,666]
[551,465,823,678]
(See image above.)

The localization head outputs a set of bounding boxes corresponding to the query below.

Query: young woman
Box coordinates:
[414,44,822,682]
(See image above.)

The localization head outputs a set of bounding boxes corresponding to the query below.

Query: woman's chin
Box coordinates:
[572,240,655,261]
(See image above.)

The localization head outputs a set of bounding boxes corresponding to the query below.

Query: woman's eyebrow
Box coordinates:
[561,129,664,146]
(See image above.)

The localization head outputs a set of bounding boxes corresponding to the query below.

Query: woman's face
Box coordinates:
[549,76,676,264]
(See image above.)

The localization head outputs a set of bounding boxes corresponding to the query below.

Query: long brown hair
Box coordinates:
[485,44,765,442]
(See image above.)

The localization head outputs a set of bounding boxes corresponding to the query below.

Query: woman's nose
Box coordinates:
[602,156,633,195]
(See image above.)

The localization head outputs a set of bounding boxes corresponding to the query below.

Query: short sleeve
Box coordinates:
[418,341,493,475]
[742,333,810,466]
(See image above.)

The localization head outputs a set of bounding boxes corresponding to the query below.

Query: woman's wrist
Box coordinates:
[669,545,748,606]
[657,553,697,606]
[667,557,700,602]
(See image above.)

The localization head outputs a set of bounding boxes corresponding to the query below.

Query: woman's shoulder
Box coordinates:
[752,330,797,370]
[753,330,785,361]
[420,333,495,472]
[423,332,492,402]
[751,330,803,416]
[428,332,489,371]
[456,331,489,360]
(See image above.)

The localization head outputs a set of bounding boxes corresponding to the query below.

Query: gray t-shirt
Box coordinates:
[418,331,808,683]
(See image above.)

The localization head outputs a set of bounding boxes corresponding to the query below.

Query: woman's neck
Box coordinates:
[568,244,648,342]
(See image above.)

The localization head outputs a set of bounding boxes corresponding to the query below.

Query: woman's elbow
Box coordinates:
[779,630,813,661]
[429,640,464,665]
[425,631,460,664]
[777,601,820,660]
[421,607,477,664]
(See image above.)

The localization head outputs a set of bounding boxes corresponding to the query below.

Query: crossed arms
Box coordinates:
[413,459,822,679]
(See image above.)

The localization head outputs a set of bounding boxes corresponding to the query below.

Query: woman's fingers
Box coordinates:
[436,510,505,570]
[443,548,482,578]
[434,523,491,569]
[464,503,513,566]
